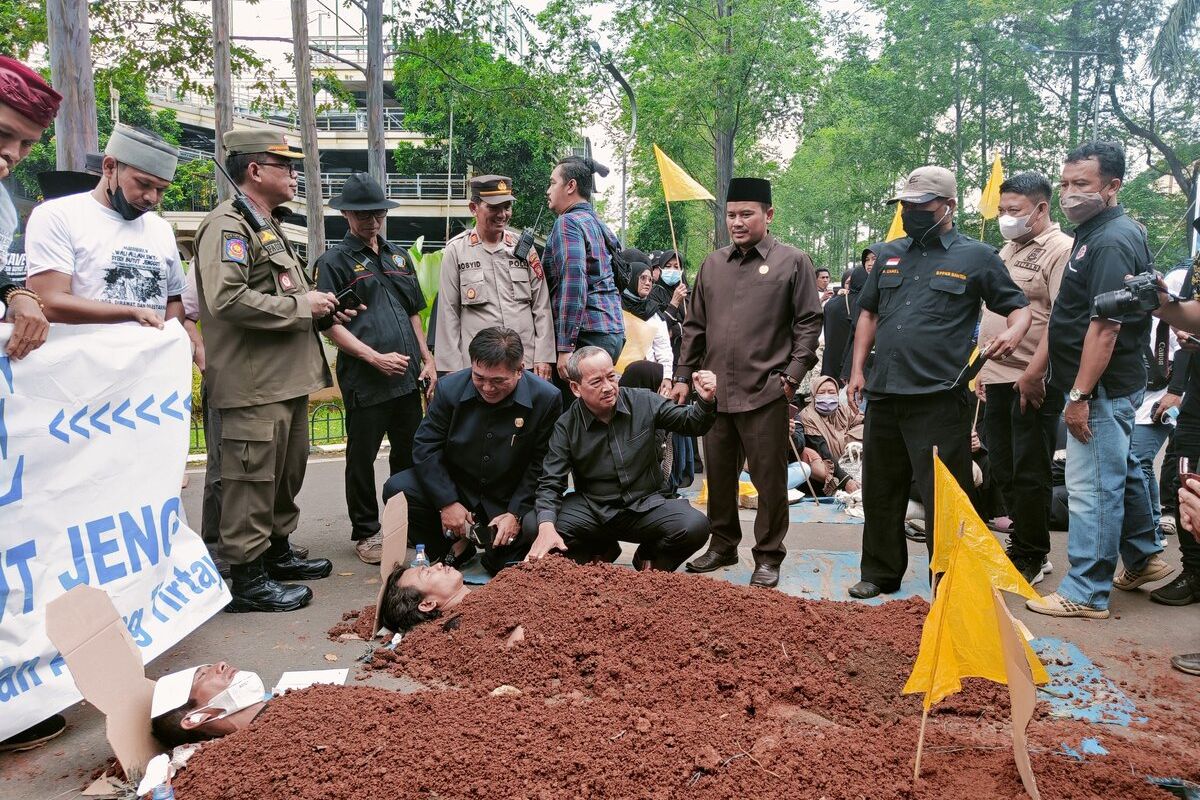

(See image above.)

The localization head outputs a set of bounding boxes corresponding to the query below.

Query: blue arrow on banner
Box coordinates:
[184,394,193,412]
[90,402,111,434]
[112,398,135,430]
[0,455,23,507]
[49,409,69,443]
[136,394,160,426]
[69,406,90,439]
[159,391,184,421]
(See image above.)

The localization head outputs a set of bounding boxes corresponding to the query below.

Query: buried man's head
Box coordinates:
[150,662,268,747]
[378,562,471,634]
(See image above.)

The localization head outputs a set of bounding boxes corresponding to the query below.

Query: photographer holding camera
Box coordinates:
[1027,141,1170,620]
[382,327,561,574]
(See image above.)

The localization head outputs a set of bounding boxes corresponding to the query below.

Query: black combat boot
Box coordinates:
[225,557,313,613]
[263,538,333,581]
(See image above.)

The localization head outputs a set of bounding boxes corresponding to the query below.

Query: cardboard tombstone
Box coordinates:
[45,585,161,782]
[374,492,409,638]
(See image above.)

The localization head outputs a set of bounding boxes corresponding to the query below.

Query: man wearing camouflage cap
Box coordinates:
[436,174,554,380]
[194,128,342,613]
[27,124,186,328]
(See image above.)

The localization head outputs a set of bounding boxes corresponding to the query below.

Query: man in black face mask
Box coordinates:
[26,124,185,327]
[845,165,1031,599]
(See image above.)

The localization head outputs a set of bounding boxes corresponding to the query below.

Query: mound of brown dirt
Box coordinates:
[173,559,1197,799]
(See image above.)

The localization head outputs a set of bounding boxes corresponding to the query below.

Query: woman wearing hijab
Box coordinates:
[799,375,863,495]
[652,250,696,491]
[616,255,673,393]
[835,243,883,383]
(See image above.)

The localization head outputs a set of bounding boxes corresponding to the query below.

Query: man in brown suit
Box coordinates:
[672,177,822,587]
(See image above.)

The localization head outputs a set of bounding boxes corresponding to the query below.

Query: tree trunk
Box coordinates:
[1067,2,1081,146]
[713,128,734,249]
[212,0,234,202]
[365,0,386,185]
[291,0,326,258]
[46,0,98,170]
[1108,83,1195,201]
[953,54,963,207]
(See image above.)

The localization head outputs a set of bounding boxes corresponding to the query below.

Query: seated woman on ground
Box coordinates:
[798,376,863,495]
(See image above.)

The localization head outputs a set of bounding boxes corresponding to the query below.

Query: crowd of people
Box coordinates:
[1,53,1198,756]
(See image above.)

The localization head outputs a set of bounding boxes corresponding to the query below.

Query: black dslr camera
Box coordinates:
[1093,272,1162,318]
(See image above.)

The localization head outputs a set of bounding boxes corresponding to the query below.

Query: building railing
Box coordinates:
[149,87,409,134]
[295,172,467,201]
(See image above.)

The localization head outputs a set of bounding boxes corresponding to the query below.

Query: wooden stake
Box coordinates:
[913,706,930,781]
[972,395,983,430]
[664,196,681,258]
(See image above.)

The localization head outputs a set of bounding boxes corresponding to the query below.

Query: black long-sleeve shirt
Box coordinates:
[536,387,716,524]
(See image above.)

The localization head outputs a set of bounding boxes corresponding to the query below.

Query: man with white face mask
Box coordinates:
[977,172,1072,586]
[1030,140,1169,620]
[151,662,271,747]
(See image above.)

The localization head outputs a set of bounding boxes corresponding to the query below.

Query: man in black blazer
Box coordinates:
[382,327,562,573]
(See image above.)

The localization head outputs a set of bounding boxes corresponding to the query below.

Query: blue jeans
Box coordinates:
[1058,388,1162,609]
[1131,420,1171,542]
[669,434,695,491]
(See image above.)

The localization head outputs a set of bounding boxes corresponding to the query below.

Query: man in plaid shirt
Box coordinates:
[543,156,625,388]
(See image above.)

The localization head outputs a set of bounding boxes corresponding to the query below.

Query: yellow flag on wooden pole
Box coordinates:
[653,144,714,202]
[885,203,906,241]
[979,153,1004,220]
[929,452,1040,600]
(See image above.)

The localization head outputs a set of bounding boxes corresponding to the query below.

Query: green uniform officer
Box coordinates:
[194,129,338,613]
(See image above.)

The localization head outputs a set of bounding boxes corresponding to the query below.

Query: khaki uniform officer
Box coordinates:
[436,175,555,380]
[194,128,338,613]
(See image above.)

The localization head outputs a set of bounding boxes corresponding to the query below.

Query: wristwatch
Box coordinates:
[1068,388,1091,403]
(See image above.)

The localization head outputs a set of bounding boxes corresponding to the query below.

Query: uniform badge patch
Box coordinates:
[223,234,248,264]
[280,272,295,291]
[263,240,285,256]
[1075,245,1088,261]
[886,257,901,266]
[466,287,478,300]
[528,249,544,279]
[504,231,515,247]
[758,264,770,275]
[469,231,480,246]
[259,229,278,244]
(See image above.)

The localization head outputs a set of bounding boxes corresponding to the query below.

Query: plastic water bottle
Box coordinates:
[151,785,175,800]
[410,544,429,568]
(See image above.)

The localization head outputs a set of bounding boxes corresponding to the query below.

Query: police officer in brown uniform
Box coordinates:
[436,175,555,380]
[194,129,340,613]
[673,177,823,588]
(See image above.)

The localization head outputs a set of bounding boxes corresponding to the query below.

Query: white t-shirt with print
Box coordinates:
[25,191,185,317]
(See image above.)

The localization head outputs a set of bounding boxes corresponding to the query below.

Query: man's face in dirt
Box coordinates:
[570,351,619,416]
[399,562,466,612]
[725,201,772,249]
[178,661,264,738]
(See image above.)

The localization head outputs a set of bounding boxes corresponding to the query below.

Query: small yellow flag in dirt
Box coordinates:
[885,203,906,241]
[979,153,1004,220]
[903,539,1050,710]
[653,144,715,203]
[929,454,1040,601]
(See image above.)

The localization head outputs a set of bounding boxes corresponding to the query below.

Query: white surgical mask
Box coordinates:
[190,670,267,722]
[998,213,1033,241]
[661,268,682,286]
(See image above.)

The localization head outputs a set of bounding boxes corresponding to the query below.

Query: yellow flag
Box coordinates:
[653,144,715,202]
[929,454,1040,600]
[903,539,1050,710]
[979,153,1004,220]
[885,203,906,241]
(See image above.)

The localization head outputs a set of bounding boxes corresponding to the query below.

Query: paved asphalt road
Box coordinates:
[1,456,1194,799]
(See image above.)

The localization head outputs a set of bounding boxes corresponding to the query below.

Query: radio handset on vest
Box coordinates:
[213,159,270,233]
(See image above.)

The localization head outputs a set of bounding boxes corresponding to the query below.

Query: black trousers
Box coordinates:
[1171,417,1200,573]
[382,468,536,574]
[345,392,423,541]
[522,495,709,571]
[1161,425,1180,518]
[200,380,223,546]
[702,398,790,566]
[861,389,975,589]
[983,382,1065,561]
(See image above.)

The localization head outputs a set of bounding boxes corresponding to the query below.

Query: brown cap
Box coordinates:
[887,166,957,205]
[223,129,304,159]
[470,174,515,205]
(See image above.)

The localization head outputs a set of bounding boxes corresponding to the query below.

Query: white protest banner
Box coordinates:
[0,320,230,740]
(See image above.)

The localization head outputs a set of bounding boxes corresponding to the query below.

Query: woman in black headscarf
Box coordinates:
[617,254,674,386]
[837,243,882,383]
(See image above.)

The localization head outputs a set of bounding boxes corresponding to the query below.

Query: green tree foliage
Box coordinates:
[390,31,578,231]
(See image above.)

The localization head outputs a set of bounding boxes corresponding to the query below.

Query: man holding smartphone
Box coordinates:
[316,173,436,564]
